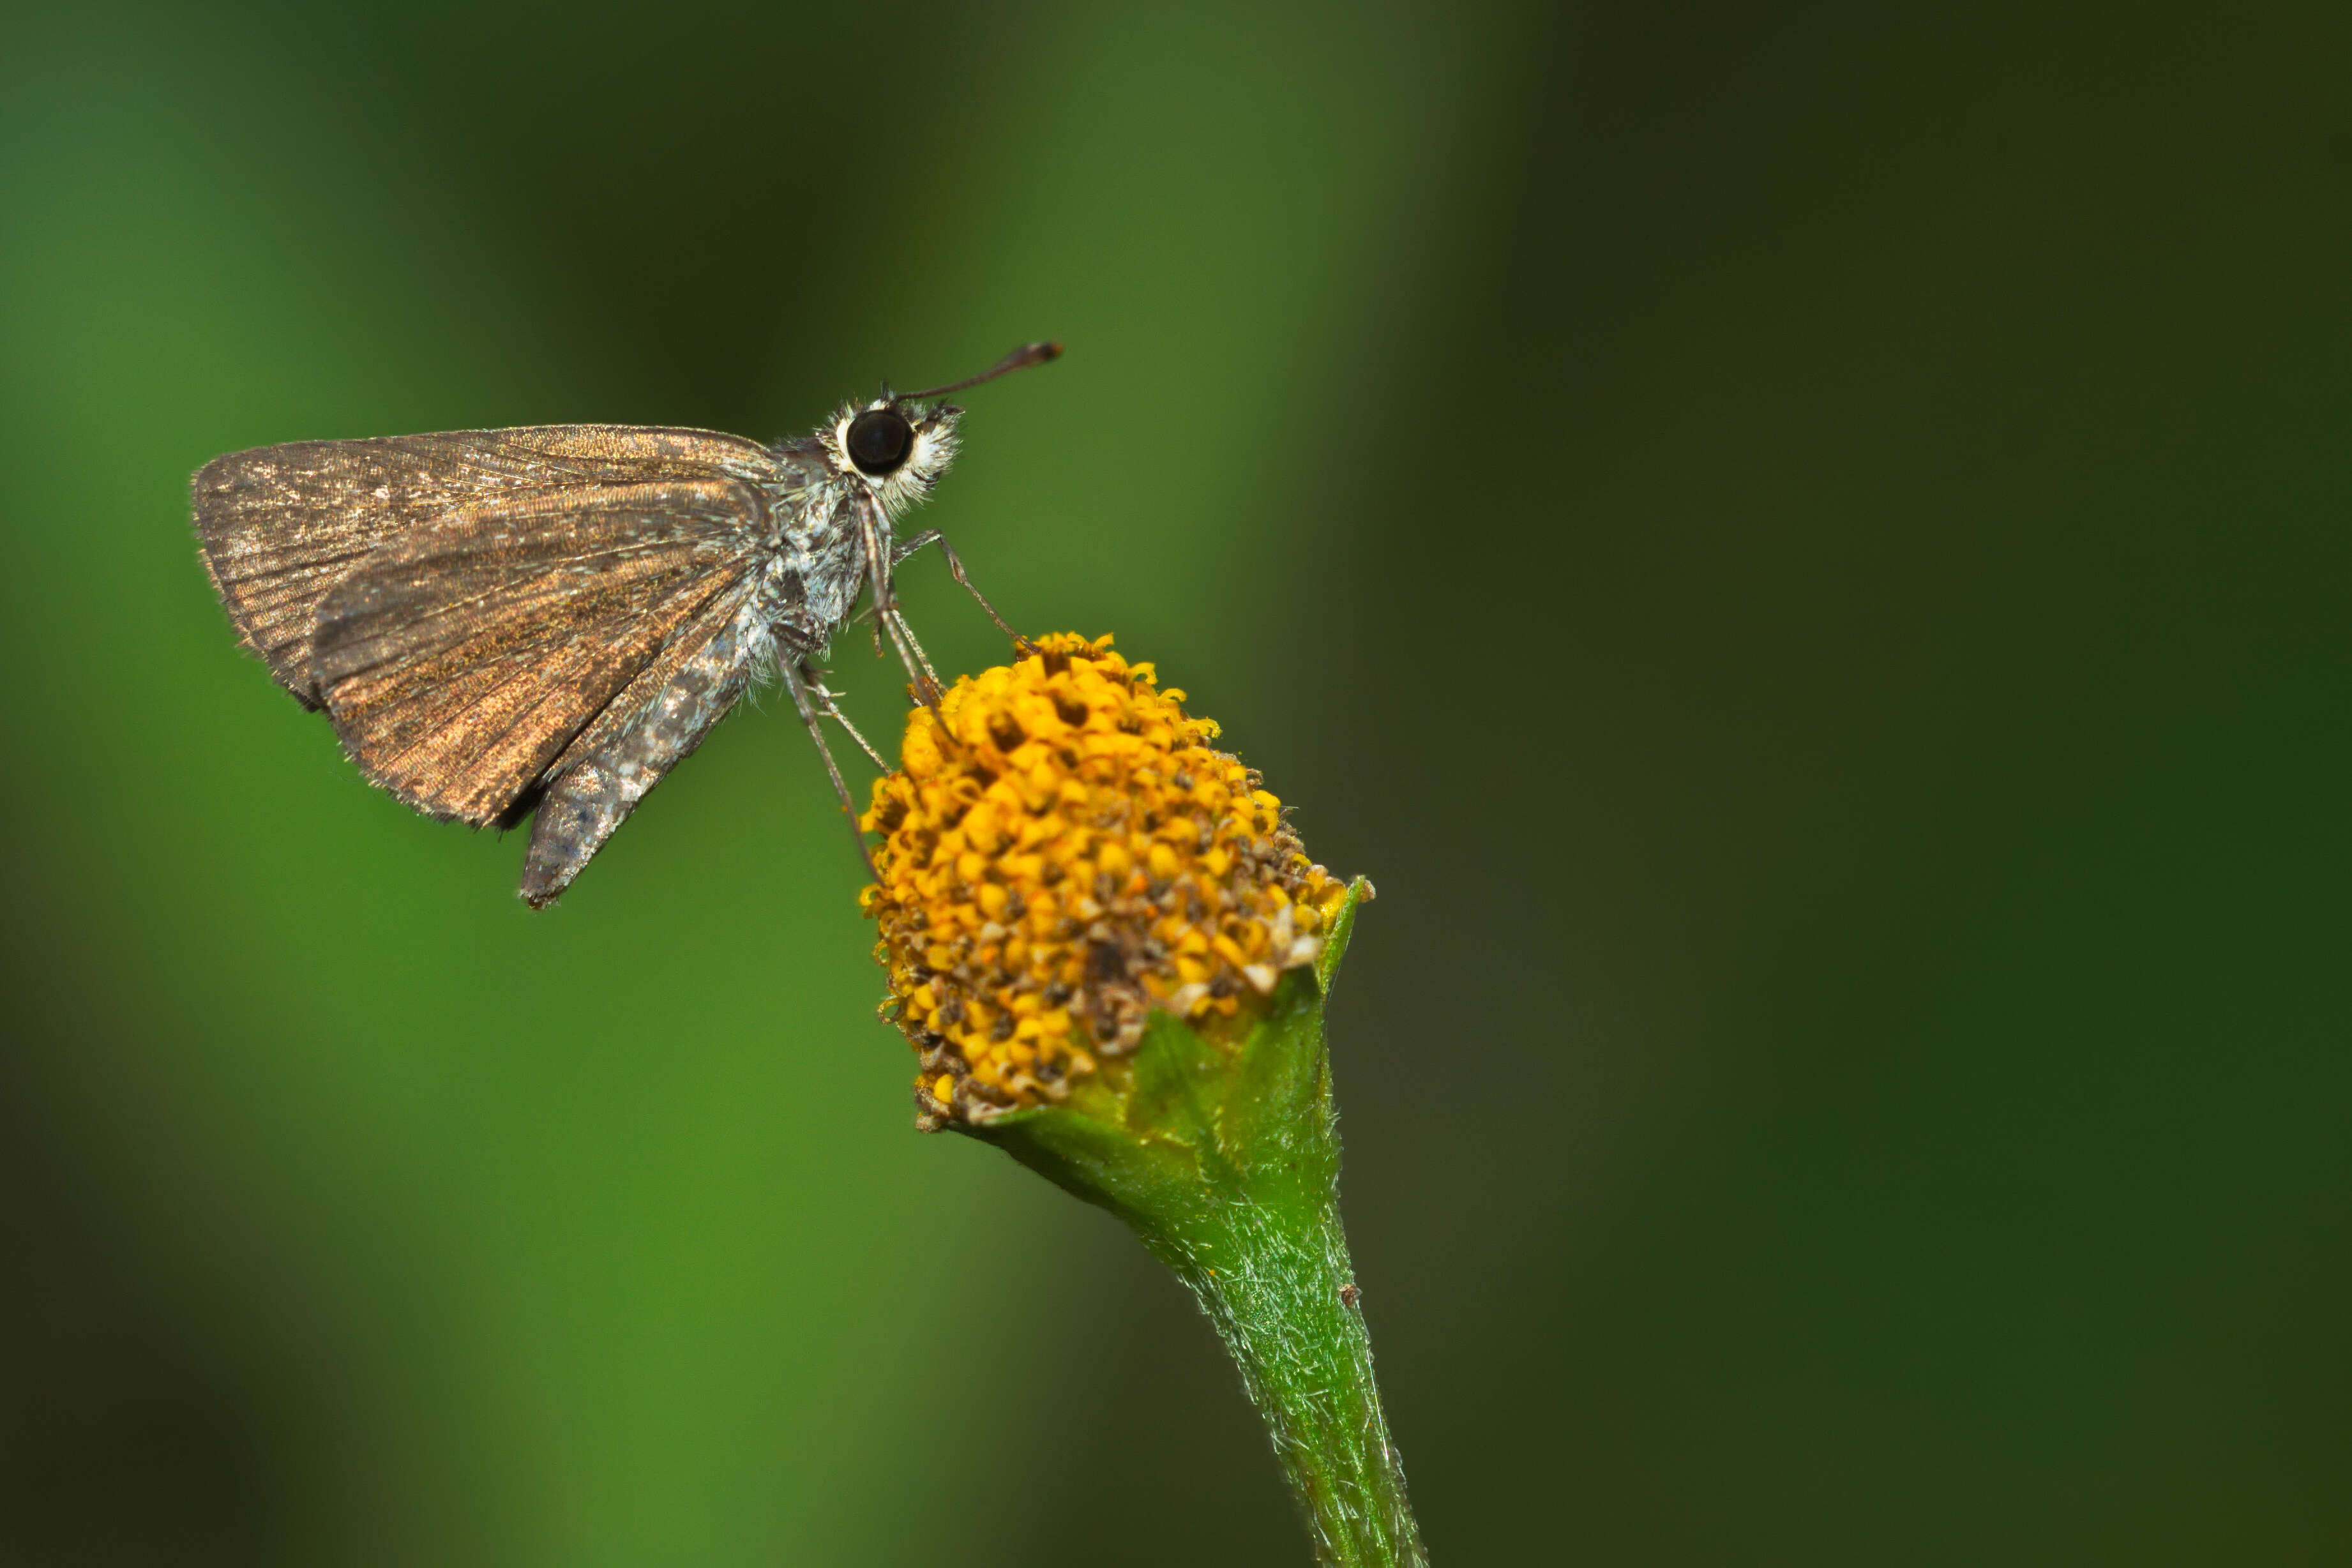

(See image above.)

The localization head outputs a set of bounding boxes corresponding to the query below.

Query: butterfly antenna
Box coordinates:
[900,341,1062,401]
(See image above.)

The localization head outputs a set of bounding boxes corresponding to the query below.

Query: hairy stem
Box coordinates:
[1142,1147,1424,1567]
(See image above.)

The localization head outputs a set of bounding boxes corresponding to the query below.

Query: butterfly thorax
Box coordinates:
[753,437,879,660]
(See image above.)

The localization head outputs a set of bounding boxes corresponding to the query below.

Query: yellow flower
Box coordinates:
[860,633,1348,1128]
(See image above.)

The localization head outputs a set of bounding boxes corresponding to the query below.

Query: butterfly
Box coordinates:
[191,342,1059,906]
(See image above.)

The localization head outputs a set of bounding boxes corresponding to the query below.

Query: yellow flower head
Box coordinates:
[860,633,1348,1129]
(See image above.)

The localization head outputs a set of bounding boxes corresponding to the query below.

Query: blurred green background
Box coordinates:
[4,2,2348,1562]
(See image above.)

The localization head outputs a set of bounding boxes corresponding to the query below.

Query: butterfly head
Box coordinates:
[823,343,1060,518]
[827,397,961,517]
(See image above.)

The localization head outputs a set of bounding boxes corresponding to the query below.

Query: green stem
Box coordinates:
[972,885,1425,1565]
[1136,1123,1425,1567]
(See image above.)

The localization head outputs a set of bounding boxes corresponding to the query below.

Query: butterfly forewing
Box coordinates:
[310,479,769,825]
[192,426,779,706]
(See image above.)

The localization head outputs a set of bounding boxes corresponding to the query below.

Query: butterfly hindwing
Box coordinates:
[311,478,769,826]
[518,603,762,907]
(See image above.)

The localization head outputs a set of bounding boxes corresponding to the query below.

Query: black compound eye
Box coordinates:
[845,407,914,476]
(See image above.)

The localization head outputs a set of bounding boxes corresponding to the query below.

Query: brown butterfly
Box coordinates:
[191,342,1059,906]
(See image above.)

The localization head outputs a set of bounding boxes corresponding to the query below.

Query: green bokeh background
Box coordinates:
[5,3,2347,1562]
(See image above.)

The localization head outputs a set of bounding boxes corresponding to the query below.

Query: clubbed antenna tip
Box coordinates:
[901,342,1062,401]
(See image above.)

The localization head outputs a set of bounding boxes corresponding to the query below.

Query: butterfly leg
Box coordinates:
[857,492,943,708]
[892,529,1018,640]
[879,605,942,704]
[784,657,880,879]
[808,679,890,770]
[885,608,944,691]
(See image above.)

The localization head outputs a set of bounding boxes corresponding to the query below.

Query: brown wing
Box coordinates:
[311,479,767,825]
[517,603,762,906]
[191,426,778,707]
